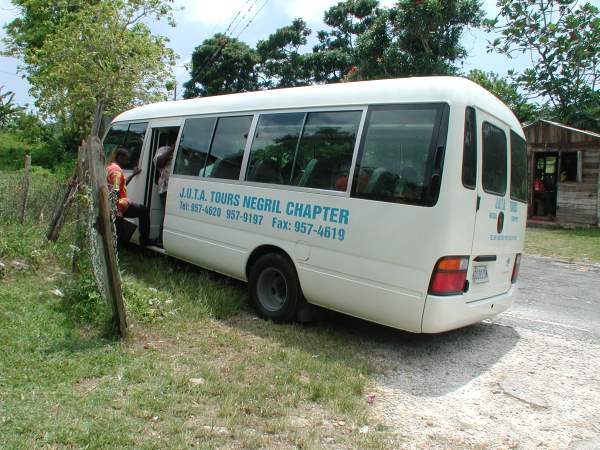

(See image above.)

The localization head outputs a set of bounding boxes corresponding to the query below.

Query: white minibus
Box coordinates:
[103,77,527,333]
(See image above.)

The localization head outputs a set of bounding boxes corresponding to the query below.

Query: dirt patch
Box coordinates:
[73,374,116,395]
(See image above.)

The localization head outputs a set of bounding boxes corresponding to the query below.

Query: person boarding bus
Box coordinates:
[106,147,150,246]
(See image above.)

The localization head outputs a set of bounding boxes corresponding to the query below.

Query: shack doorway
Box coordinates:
[532,152,558,219]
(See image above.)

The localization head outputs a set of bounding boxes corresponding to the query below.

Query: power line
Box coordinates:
[235,0,270,39]
[198,0,255,69]
[190,0,269,93]
[229,0,260,37]
[0,69,22,78]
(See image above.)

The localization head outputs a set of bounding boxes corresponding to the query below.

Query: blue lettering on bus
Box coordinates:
[177,184,350,241]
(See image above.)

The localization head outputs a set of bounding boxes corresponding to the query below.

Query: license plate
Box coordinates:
[473,265,489,284]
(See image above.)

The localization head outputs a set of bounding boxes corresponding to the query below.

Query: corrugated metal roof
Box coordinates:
[523,119,600,139]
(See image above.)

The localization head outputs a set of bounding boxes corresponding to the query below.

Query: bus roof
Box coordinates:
[114,76,522,132]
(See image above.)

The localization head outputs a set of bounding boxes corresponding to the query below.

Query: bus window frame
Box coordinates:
[102,120,150,170]
[481,120,508,197]
[170,105,368,198]
[350,102,450,207]
[509,130,528,204]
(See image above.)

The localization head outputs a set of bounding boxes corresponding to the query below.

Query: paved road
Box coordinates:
[497,255,600,341]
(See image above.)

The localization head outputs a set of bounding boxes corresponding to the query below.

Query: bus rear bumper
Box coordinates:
[421,285,516,333]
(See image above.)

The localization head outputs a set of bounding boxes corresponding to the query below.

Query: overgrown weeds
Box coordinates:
[0,170,395,448]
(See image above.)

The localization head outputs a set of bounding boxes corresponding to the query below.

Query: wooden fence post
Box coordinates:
[71,146,88,273]
[47,148,85,242]
[597,164,600,227]
[86,137,127,337]
[18,155,31,223]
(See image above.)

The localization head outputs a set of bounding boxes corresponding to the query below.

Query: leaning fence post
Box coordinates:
[86,136,127,337]
[18,155,31,223]
[71,146,87,273]
[47,149,83,241]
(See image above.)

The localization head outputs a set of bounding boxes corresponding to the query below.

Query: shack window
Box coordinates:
[560,152,578,182]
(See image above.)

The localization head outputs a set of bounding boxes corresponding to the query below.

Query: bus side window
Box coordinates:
[245,110,361,191]
[103,123,129,161]
[510,131,528,202]
[204,115,253,180]
[173,117,216,177]
[123,122,148,169]
[246,112,304,185]
[462,107,477,189]
[103,122,147,169]
[482,122,507,196]
[293,111,361,191]
[352,105,445,206]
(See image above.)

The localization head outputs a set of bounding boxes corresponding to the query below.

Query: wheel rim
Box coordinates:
[256,267,288,312]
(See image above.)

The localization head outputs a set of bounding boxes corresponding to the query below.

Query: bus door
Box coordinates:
[144,124,181,242]
[469,110,514,298]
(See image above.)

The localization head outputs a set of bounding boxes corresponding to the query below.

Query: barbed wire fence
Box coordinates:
[0,164,69,225]
[0,138,129,337]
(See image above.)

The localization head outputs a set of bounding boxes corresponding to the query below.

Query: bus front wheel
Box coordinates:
[249,253,302,322]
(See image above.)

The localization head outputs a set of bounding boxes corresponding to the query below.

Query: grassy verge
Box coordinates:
[525,227,600,264]
[0,219,395,449]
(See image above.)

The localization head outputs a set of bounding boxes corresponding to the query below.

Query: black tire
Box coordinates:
[248,252,302,322]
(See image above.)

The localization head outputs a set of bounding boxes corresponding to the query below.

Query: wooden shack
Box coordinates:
[524,120,600,227]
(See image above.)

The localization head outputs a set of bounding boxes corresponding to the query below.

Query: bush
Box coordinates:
[0,130,73,171]
[63,269,107,327]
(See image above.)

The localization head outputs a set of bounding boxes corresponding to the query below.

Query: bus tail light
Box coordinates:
[511,253,522,284]
[428,256,469,296]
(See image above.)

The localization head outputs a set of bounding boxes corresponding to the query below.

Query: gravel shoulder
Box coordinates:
[364,256,600,449]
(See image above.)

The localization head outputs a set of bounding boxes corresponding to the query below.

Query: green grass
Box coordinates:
[525,227,600,264]
[0,218,396,449]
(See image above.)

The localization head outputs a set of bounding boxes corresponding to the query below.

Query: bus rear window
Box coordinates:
[510,131,528,202]
[482,122,507,196]
[352,104,448,206]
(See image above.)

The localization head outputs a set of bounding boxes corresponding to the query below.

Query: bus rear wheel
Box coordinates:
[249,253,302,322]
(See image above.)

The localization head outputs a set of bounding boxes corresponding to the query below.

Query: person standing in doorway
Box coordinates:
[153,131,178,244]
[106,147,150,246]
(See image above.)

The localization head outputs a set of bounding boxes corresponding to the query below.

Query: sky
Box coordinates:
[0,0,587,108]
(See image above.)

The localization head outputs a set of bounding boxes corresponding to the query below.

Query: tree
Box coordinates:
[311,0,483,82]
[256,19,312,89]
[3,1,100,54]
[311,0,380,82]
[4,0,176,138]
[183,34,258,98]
[467,70,538,123]
[486,0,600,131]
[182,0,484,96]
[360,0,484,79]
[0,85,23,127]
